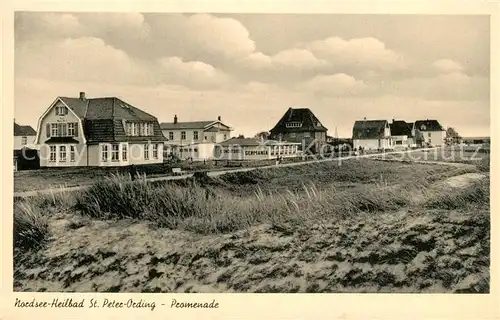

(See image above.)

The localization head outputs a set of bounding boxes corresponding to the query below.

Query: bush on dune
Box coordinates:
[14,201,50,252]
[425,178,490,210]
[72,173,419,234]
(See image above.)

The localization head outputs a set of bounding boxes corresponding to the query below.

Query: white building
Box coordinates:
[214,137,302,161]
[160,115,233,161]
[413,120,446,147]
[389,120,415,149]
[14,121,37,150]
[352,119,393,151]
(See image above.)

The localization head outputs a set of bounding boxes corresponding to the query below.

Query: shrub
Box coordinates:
[476,156,490,173]
[13,201,50,251]
[425,178,490,210]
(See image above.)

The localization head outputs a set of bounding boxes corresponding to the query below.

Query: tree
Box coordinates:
[254,131,270,141]
[446,127,462,144]
[236,134,245,139]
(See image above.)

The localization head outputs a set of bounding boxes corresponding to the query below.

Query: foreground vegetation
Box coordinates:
[13,158,490,293]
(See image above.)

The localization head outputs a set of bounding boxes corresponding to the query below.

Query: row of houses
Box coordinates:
[14,92,448,168]
[352,118,446,151]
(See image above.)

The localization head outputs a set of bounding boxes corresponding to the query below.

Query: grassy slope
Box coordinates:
[13,158,490,293]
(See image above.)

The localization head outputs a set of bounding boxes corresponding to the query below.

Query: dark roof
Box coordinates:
[60,96,157,121]
[14,122,36,136]
[390,120,413,137]
[352,120,388,139]
[270,107,328,133]
[414,120,444,132]
[54,95,166,143]
[44,137,80,144]
[160,121,216,130]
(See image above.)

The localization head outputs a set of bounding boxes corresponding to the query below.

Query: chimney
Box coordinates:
[218,116,221,121]
[363,117,367,121]
[174,115,178,124]
[79,92,86,100]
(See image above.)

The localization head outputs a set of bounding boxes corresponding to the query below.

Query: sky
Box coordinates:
[14,13,490,138]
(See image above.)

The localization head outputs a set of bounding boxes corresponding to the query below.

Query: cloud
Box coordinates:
[305,36,407,72]
[15,12,84,42]
[301,73,366,97]
[157,56,230,88]
[382,72,488,101]
[432,59,464,73]
[15,37,146,85]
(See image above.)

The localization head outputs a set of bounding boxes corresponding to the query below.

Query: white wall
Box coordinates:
[125,142,164,165]
[392,135,408,149]
[14,135,37,150]
[422,131,446,146]
[162,123,232,145]
[39,143,88,167]
[353,138,393,150]
[36,99,85,145]
[215,144,301,161]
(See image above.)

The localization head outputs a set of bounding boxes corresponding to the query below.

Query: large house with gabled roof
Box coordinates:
[269,107,328,153]
[35,92,166,167]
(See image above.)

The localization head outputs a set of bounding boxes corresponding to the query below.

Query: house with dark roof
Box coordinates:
[35,92,166,167]
[214,137,301,161]
[389,119,414,149]
[352,119,393,151]
[269,107,328,153]
[14,121,39,171]
[413,119,446,147]
[160,115,233,161]
[14,121,37,150]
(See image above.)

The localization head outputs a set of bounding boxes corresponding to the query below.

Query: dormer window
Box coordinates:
[56,105,68,116]
[285,122,302,128]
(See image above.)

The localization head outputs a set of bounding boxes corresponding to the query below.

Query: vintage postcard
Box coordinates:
[2,1,499,319]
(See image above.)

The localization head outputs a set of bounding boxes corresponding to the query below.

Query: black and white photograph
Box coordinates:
[12,11,491,294]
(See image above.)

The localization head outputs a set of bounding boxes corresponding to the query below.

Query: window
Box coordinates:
[111,144,119,161]
[49,146,56,162]
[133,123,139,136]
[224,134,227,140]
[148,123,154,136]
[290,133,296,138]
[101,144,109,162]
[285,122,302,128]
[168,132,174,140]
[181,131,186,140]
[68,123,76,136]
[59,146,67,162]
[144,144,149,160]
[193,131,199,140]
[204,136,208,141]
[304,132,311,138]
[152,144,158,159]
[122,144,128,161]
[211,136,215,142]
[51,123,58,137]
[70,146,76,162]
[140,123,145,136]
[56,105,68,116]
[21,136,27,145]
[428,132,431,137]
[126,123,133,136]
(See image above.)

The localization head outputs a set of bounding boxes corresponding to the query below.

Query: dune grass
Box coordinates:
[13,159,489,252]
